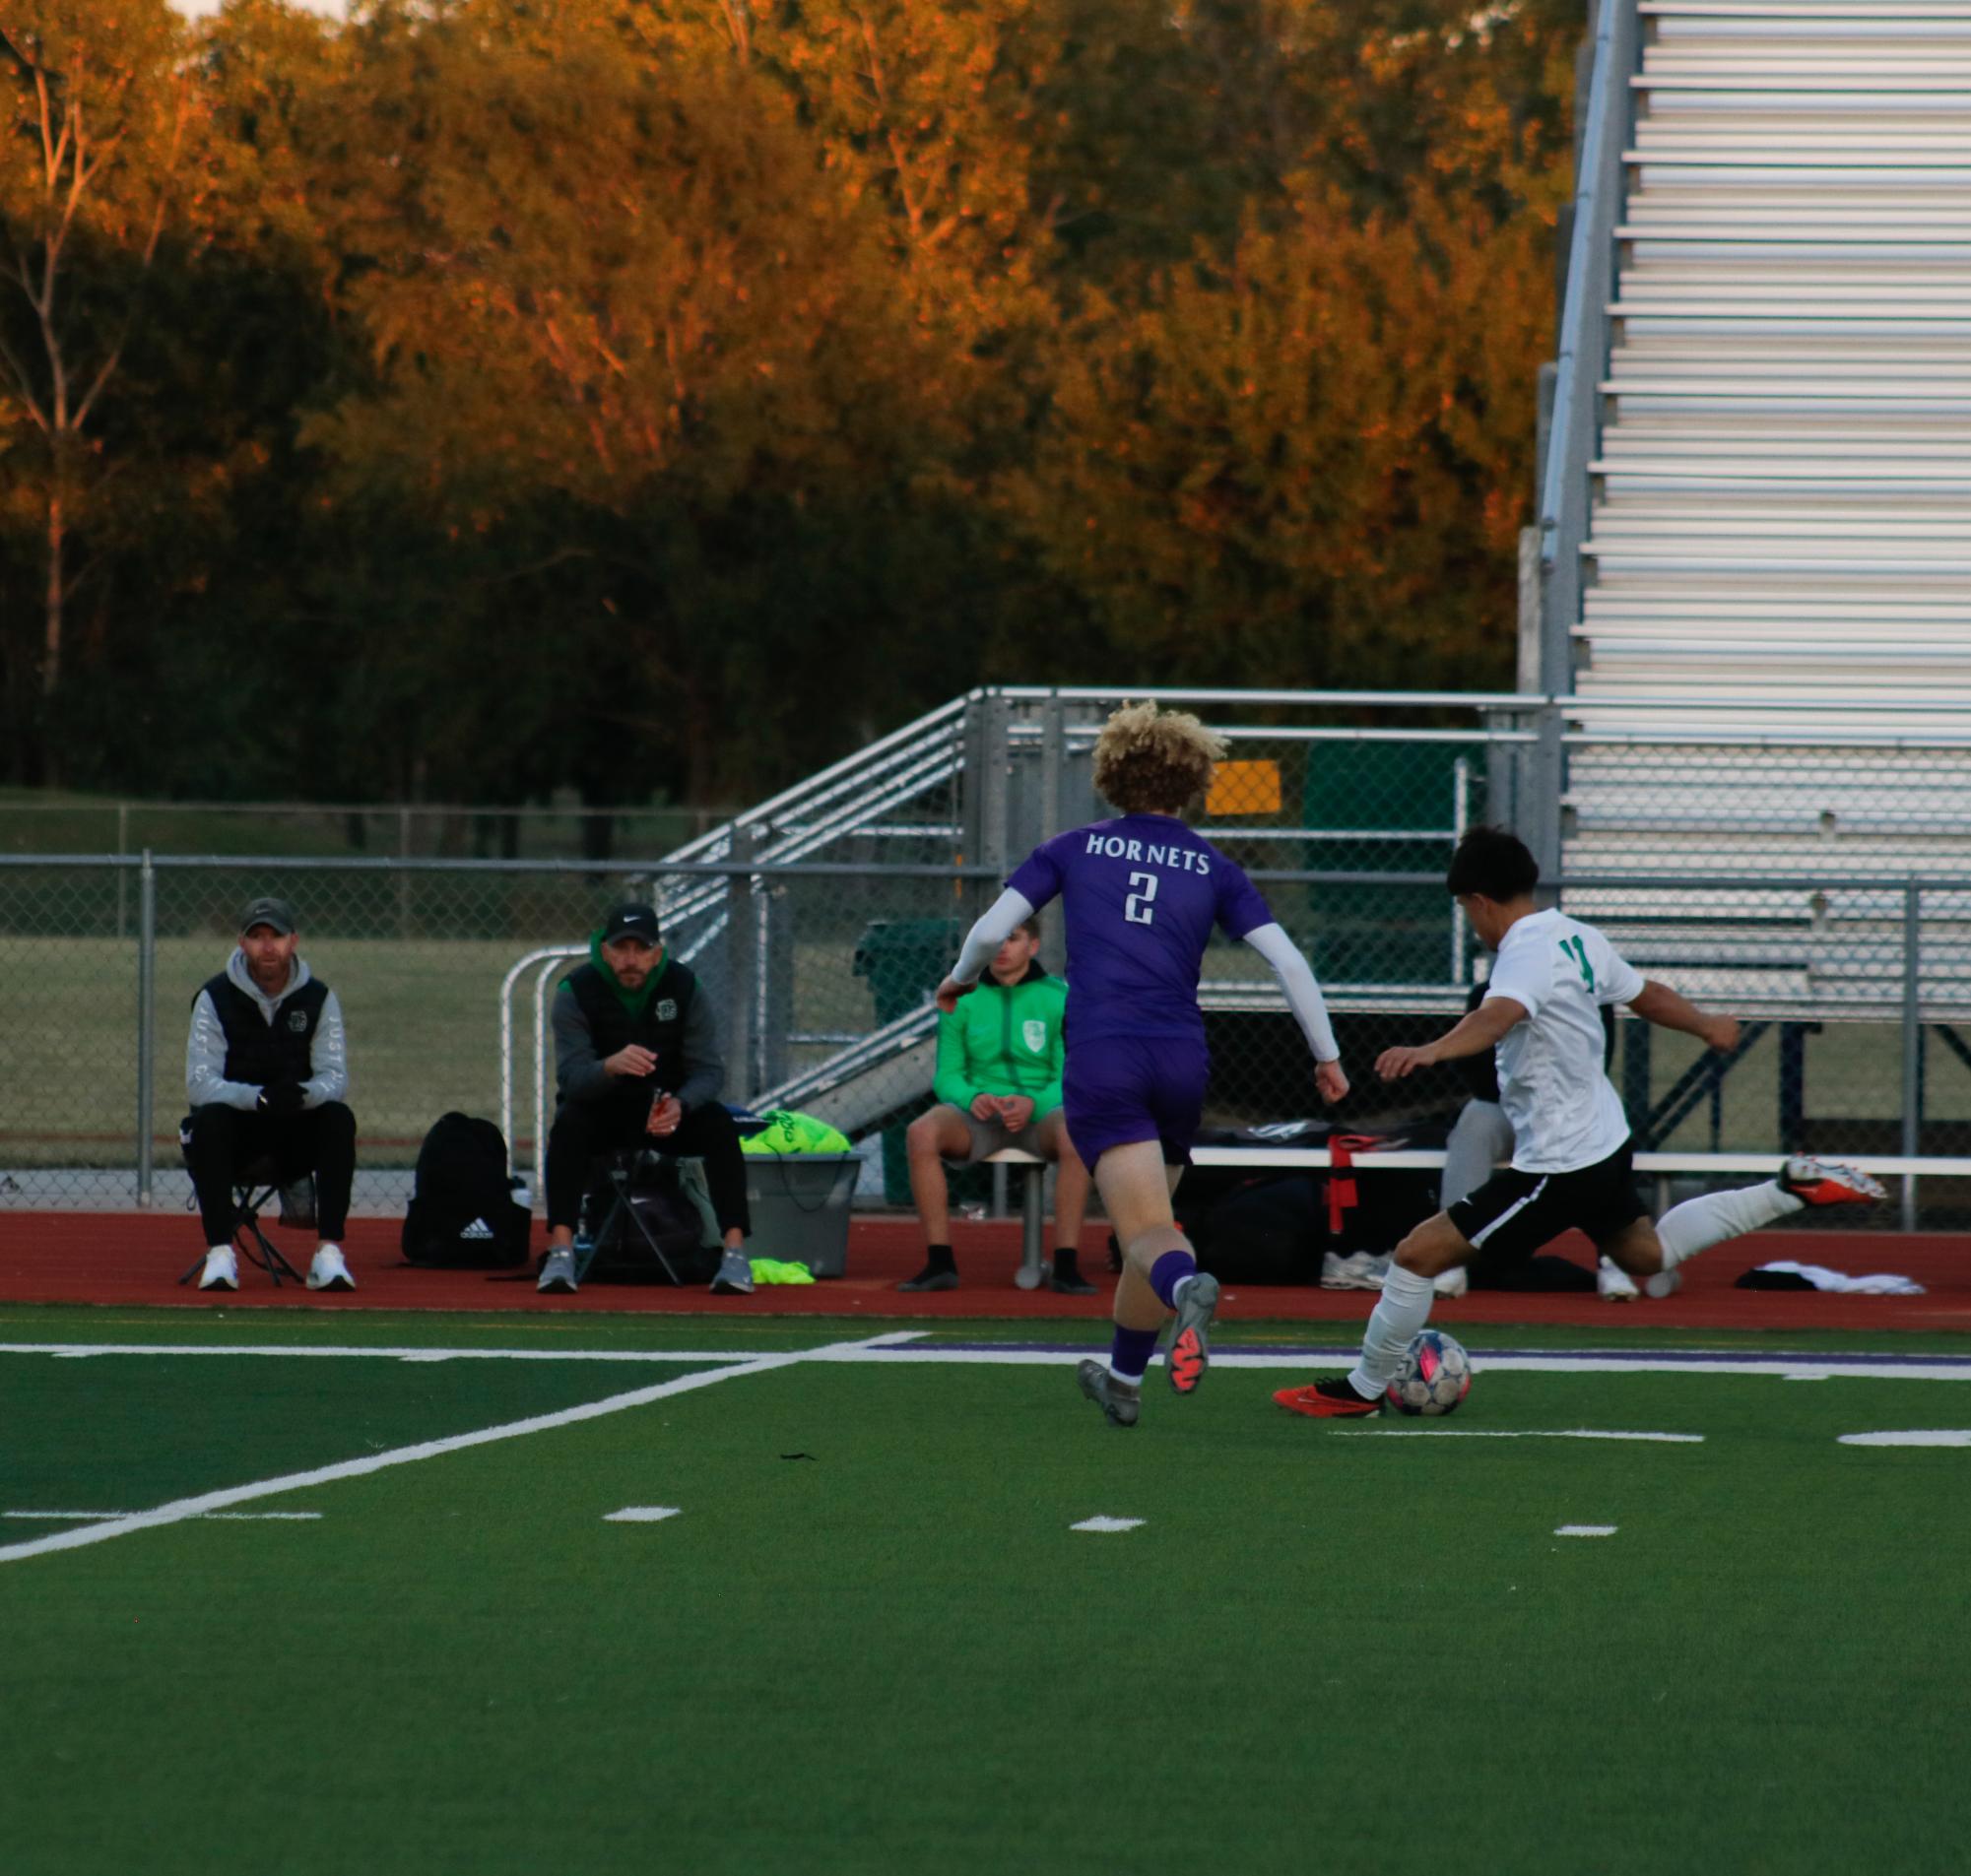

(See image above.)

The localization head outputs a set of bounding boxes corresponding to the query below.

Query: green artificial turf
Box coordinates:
[4,1326,1970,1874]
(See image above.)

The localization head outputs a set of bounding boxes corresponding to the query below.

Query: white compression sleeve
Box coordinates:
[1656,1181,1804,1271]
[1348,1264,1437,1397]
[1242,922,1340,1063]
[953,887,1037,986]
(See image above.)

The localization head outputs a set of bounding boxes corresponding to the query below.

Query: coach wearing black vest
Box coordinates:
[538,901,753,1297]
[183,895,357,1293]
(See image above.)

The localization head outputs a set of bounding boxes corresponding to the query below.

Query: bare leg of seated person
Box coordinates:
[898,1104,975,1291]
[1034,1110,1096,1294]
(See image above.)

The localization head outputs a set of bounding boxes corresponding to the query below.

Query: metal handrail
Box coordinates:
[1541,0,1640,684]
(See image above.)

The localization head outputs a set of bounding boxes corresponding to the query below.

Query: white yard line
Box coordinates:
[0,1342,784,1365]
[1339,1428,1704,1443]
[0,1351,805,1567]
[2,1510,323,1521]
[6,1338,1971,1382]
[1837,1430,1971,1448]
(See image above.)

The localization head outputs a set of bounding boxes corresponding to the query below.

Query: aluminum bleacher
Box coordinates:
[1561,1,1971,1006]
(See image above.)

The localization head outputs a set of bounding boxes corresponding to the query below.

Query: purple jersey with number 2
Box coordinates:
[1006,814,1274,1045]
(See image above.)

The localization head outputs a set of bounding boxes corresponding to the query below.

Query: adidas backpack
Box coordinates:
[402,1112,532,1268]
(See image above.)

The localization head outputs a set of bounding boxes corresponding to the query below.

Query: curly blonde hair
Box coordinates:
[1091,701,1225,816]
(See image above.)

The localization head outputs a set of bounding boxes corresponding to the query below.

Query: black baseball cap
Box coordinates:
[601,902,662,945]
[238,895,297,937]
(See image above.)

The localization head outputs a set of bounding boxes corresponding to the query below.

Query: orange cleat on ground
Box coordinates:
[1273,1379,1382,1419]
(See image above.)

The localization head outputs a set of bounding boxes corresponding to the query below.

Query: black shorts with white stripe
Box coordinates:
[1445,1139,1644,1264]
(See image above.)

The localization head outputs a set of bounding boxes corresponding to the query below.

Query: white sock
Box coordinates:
[1348,1264,1436,1397]
[1656,1181,1803,1276]
[208,1244,231,1258]
[1171,1273,1195,1310]
[1106,1366,1142,1391]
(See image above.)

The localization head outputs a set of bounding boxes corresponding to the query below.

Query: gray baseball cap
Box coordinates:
[238,895,298,937]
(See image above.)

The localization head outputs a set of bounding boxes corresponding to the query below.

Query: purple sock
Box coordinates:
[1109,1326,1159,1382]
[1149,1249,1196,1310]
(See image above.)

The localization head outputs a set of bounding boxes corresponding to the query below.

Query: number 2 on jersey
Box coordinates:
[1560,934,1595,990]
[1124,871,1158,926]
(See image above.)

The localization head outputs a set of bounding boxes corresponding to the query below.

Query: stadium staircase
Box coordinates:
[1554,0,1971,1014]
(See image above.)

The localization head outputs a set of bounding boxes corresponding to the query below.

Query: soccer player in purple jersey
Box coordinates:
[934,702,1349,1428]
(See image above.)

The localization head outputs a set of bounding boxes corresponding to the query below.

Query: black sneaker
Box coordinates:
[896,1264,958,1292]
[1049,1261,1097,1296]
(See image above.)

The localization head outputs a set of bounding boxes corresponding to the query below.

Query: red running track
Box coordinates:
[1,1212,1967,1332]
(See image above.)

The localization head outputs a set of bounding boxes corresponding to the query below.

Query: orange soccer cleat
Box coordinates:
[1274,1378,1383,1419]
[1780,1156,1886,1208]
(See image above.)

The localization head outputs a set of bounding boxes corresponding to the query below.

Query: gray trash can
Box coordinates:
[743,1153,860,1277]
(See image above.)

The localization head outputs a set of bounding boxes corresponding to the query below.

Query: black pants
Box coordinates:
[184,1102,357,1244]
[546,1093,751,1238]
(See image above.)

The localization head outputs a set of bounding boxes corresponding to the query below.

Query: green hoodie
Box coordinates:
[933,962,1067,1118]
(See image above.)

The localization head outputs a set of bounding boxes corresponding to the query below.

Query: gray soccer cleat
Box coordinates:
[710,1248,755,1295]
[1167,1271,1220,1394]
[1077,1358,1141,1428]
[537,1247,578,1295]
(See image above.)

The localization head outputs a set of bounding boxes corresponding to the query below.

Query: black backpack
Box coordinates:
[402,1113,532,1268]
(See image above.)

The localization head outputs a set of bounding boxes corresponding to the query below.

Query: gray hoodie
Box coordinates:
[185,948,350,1112]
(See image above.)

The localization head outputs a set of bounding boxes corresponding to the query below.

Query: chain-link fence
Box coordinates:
[0,799,743,865]
[8,688,1971,1226]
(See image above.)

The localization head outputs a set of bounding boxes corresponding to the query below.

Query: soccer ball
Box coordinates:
[1384,1329,1473,1417]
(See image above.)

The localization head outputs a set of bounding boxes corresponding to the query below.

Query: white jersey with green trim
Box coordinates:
[1480,908,1645,1175]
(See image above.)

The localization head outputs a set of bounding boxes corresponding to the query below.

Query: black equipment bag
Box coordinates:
[580,1154,719,1284]
[402,1112,532,1268]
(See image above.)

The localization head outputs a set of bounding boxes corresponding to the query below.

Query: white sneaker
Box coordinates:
[198,1245,238,1292]
[1321,1250,1391,1291]
[307,1243,356,1292]
[1433,1264,1469,1299]
[1597,1257,1639,1302]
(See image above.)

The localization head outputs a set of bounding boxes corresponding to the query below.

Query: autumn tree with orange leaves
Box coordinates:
[0,0,1586,805]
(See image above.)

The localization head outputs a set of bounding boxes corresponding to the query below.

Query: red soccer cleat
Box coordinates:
[1274,1378,1383,1419]
[1780,1156,1886,1208]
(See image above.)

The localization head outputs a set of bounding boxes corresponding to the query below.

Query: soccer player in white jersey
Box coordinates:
[1279,826,1884,1419]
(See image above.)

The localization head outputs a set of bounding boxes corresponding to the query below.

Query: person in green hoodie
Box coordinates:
[538,902,752,1298]
[897,914,1092,1295]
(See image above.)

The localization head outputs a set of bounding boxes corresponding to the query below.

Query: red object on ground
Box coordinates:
[1,1212,1966,1332]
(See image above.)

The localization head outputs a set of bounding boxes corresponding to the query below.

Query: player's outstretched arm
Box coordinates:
[935,887,1037,1013]
[1375,996,1527,1081]
[1628,979,1739,1053]
[1242,923,1347,1102]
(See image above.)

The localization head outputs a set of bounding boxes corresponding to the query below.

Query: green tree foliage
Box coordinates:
[0,0,1583,807]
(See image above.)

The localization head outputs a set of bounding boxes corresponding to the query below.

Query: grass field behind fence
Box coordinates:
[6,925,1967,1182]
[4,1308,1970,1874]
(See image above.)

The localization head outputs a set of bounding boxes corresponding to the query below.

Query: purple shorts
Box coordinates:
[1062,1034,1210,1169]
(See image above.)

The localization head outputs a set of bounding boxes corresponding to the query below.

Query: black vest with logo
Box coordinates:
[199,972,329,1087]
[563,960,697,1097]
